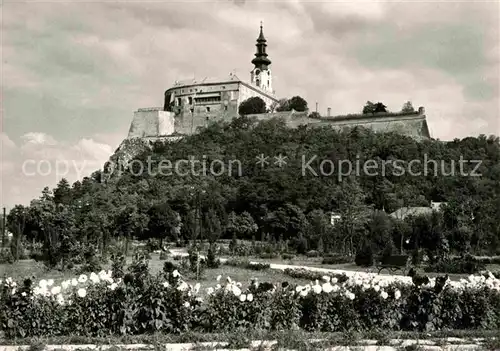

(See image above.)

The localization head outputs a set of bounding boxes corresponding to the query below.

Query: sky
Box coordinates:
[1,0,499,210]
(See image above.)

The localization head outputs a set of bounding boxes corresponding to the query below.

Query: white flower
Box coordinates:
[322,283,333,293]
[177,282,189,291]
[89,273,100,284]
[61,280,70,290]
[11,288,16,295]
[47,279,54,287]
[194,283,201,293]
[300,289,308,297]
[216,284,221,290]
[71,278,78,286]
[162,282,170,288]
[51,286,61,295]
[77,288,87,298]
[373,285,380,292]
[109,283,118,291]
[236,282,242,287]
[394,290,401,300]
[322,275,330,283]
[206,287,214,295]
[380,291,388,300]
[172,270,180,278]
[312,284,322,294]
[21,292,27,297]
[331,277,338,284]
[216,275,222,282]
[247,293,254,301]
[239,294,247,302]
[183,302,190,308]
[78,274,88,283]
[39,279,48,288]
[56,294,64,305]
[232,285,242,297]
[226,276,232,283]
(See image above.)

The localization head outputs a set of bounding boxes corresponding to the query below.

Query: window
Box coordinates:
[206,116,209,121]
[206,107,210,112]
[190,89,192,92]
[188,97,193,105]
[256,79,260,86]
[190,108,194,113]
[222,86,225,89]
[224,106,228,111]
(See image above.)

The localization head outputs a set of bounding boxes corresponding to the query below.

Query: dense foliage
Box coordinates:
[4,117,500,268]
[1,264,499,338]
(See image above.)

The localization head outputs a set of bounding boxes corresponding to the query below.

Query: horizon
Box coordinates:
[1,0,499,210]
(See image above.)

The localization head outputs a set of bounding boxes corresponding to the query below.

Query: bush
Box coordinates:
[224,258,270,271]
[321,255,352,265]
[0,250,14,264]
[281,253,295,260]
[283,268,349,284]
[355,243,373,267]
[206,245,221,269]
[305,250,319,258]
[424,255,486,274]
[1,267,500,338]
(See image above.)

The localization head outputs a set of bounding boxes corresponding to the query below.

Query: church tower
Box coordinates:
[250,22,273,93]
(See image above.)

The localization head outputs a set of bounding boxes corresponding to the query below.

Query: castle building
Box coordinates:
[138,23,278,136]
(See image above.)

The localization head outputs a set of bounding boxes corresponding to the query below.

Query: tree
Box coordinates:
[275,98,291,112]
[238,96,266,115]
[288,96,308,112]
[225,211,258,240]
[308,111,321,119]
[53,178,72,205]
[362,101,375,114]
[362,101,387,114]
[401,101,415,113]
[374,102,388,113]
[147,202,180,245]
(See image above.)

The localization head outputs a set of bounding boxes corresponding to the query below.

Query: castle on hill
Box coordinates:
[126,24,431,141]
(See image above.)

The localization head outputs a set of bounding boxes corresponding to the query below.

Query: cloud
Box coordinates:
[1,132,113,210]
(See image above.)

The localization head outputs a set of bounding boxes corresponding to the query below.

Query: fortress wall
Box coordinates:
[308,115,430,139]
[128,109,163,138]
[158,111,175,136]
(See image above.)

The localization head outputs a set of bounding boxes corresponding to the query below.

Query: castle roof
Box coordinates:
[173,74,242,87]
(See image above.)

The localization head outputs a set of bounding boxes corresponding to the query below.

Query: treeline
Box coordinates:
[5,116,500,267]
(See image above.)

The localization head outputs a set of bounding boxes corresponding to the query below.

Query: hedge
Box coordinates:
[1,268,499,338]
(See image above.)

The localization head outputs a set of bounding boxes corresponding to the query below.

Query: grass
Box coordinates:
[2,249,499,287]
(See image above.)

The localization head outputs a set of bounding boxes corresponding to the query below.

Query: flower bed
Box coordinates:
[1,268,500,338]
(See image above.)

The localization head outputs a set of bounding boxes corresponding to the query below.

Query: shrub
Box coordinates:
[111,254,126,279]
[206,245,221,269]
[0,250,14,264]
[355,243,374,267]
[321,255,352,265]
[225,258,270,271]
[281,253,295,260]
[424,255,486,274]
[306,250,319,258]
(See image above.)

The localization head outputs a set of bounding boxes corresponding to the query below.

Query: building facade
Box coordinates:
[158,24,278,136]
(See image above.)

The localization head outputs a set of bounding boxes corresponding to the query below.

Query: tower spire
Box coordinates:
[252,21,271,69]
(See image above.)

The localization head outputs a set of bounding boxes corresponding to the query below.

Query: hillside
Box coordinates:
[7,116,500,259]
